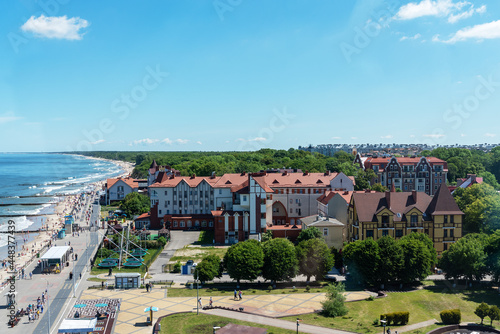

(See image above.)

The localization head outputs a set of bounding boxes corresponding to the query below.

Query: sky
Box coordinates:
[2,0,500,152]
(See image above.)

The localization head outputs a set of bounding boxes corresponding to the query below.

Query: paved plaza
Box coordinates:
[78,287,375,334]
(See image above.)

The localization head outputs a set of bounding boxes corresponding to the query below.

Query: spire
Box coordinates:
[149,159,158,169]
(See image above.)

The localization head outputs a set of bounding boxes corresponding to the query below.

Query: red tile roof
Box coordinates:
[107,177,140,189]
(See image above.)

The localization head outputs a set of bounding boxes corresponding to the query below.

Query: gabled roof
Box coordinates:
[427,184,464,215]
[317,190,356,205]
[107,177,139,189]
[148,175,220,188]
[352,191,433,222]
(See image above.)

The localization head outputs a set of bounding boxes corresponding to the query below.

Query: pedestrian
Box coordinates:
[387,328,391,334]
[146,283,149,292]
[30,272,32,279]
[238,290,242,300]
[209,297,213,307]
[101,281,104,290]
[234,289,237,300]
[198,297,202,308]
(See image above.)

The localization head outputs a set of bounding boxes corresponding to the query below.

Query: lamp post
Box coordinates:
[43,278,50,334]
[380,319,387,334]
[196,270,199,315]
[213,326,221,334]
[296,318,300,334]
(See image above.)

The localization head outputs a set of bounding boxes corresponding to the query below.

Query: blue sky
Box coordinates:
[2,0,500,152]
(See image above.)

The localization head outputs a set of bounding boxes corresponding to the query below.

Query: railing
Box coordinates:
[378,223,393,229]
[407,222,423,228]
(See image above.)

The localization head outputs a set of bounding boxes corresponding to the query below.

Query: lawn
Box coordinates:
[90,247,163,275]
[281,282,500,333]
[194,230,214,245]
[159,312,293,334]
[166,282,329,298]
[169,245,228,263]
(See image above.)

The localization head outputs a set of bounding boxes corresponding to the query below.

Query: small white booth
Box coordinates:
[57,318,97,333]
[115,273,141,289]
[40,246,71,270]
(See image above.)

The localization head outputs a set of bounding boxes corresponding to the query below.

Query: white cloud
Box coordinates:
[395,0,485,23]
[196,141,202,145]
[0,111,23,124]
[91,139,105,145]
[485,133,496,138]
[161,138,172,144]
[175,139,189,144]
[423,134,446,138]
[21,15,89,40]
[331,136,342,139]
[448,5,486,23]
[400,33,422,41]
[351,137,358,140]
[249,137,266,142]
[438,20,500,43]
[132,138,159,145]
[381,135,394,139]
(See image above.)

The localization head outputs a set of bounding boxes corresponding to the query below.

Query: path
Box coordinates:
[204,308,357,334]
[379,319,437,334]
[148,231,200,275]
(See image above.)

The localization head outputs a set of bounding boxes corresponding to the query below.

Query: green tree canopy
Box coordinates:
[262,238,298,282]
[119,192,150,217]
[320,283,348,318]
[376,236,404,286]
[296,226,322,244]
[296,238,334,281]
[475,302,490,324]
[398,234,434,284]
[223,240,264,283]
[193,255,222,282]
[343,238,380,286]
[488,305,500,326]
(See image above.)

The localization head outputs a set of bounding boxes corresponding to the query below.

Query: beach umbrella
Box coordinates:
[144,306,159,324]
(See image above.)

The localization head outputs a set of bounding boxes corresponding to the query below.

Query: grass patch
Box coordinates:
[87,277,107,282]
[194,230,214,245]
[281,284,500,333]
[169,246,228,263]
[90,247,163,275]
[159,312,293,334]
[166,283,329,298]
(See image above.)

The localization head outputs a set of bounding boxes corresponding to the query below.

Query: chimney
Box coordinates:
[324,170,331,176]
[303,171,309,176]
[343,191,349,195]
[191,174,196,179]
[241,171,246,176]
[210,171,216,179]
[391,183,396,192]
[469,174,476,183]
[385,190,391,209]
[282,171,288,176]
[412,190,417,202]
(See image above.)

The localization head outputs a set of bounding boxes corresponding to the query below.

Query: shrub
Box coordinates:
[366,295,375,301]
[380,312,409,325]
[305,285,311,292]
[172,261,181,273]
[440,309,461,324]
[320,283,348,318]
[267,285,273,291]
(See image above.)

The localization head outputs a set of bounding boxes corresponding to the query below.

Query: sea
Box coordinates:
[0,153,124,259]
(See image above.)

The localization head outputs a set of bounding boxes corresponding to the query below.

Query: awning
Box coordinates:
[57,318,97,333]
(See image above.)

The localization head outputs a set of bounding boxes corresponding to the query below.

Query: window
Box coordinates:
[382,214,389,225]
[382,230,389,237]
[209,221,213,227]
[180,221,185,227]
[165,201,168,207]
[184,191,187,197]
[444,243,448,251]
[179,200,182,207]
[159,210,162,214]
[173,221,178,227]
[290,208,293,213]
[450,215,454,223]
[396,229,403,237]
[444,229,448,237]
[411,214,418,223]
[323,228,328,236]
[173,190,177,196]
[200,190,203,197]
[444,215,448,223]
[166,210,169,214]
[450,229,454,237]
[164,190,168,195]
[366,230,374,238]
[242,195,247,201]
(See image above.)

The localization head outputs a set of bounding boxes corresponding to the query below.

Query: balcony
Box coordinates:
[407,222,423,229]
[378,223,394,229]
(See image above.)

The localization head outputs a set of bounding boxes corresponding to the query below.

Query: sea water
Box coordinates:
[0,153,124,257]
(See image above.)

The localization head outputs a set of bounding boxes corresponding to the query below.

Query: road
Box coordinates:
[148,231,200,275]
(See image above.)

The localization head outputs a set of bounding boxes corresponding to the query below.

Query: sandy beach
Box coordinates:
[0,156,135,286]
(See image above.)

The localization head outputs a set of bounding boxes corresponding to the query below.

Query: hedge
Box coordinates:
[440,309,461,324]
[380,311,410,325]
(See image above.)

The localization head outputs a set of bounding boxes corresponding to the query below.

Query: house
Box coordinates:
[354,153,448,195]
[300,215,345,250]
[105,177,141,205]
[450,174,484,194]
[348,184,463,255]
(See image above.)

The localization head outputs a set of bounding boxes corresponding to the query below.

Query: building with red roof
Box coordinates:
[354,153,448,195]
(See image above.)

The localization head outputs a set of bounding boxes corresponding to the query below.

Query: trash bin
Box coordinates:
[37,253,40,258]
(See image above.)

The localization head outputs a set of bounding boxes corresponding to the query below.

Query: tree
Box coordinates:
[223,240,264,283]
[475,302,490,324]
[119,192,150,217]
[193,256,220,282]
[262,238,298,282]
[343,238,380,286]
[296,238,334,281]
[439,235,487,282]
[488,305,500,326]
[485,230,500,283]
[320,283,348,317]
[261,230,273,242]
[376,236,404,286]
[296,227,322,244]
[398,234,434,284]
[370,183,388,192]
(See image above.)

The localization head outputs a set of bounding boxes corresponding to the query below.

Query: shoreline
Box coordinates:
[0,154,135,286]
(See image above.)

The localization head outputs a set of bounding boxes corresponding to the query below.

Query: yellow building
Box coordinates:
[348,185,463,255]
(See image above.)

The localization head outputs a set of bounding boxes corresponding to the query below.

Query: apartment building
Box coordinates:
[354,153,448,195]
[348,185,463,255]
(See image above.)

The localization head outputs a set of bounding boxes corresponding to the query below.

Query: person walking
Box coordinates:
[198,297,202,308]
[209,297,213,308]
[234,289,237,300]
[238,290,242,300]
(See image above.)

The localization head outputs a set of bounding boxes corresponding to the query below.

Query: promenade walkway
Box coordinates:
[77,287,375,334]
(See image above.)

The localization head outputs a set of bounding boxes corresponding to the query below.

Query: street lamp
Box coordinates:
[213,326,221,334]
[296,318,301,334]
[43,278,50,334]
[380,319,387,334]
[196,270,199,315]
